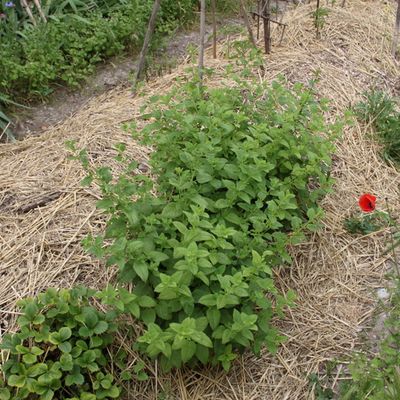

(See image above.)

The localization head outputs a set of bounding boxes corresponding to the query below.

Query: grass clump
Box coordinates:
[355,90,400,164]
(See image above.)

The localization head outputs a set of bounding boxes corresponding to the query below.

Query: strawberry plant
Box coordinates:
[74,75,342,372]
[0,287,121,400]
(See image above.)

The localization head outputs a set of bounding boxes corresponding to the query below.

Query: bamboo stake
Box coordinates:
[132,0,161,93]
[33,0,47,23]
[211,0,217,59]
[20,0,37,26]
[240,0,257,47]
[315,0,321,39]
[392,0,400,58]
[199,0,206,84]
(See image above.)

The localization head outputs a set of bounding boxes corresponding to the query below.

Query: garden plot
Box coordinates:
[0,1,399,399]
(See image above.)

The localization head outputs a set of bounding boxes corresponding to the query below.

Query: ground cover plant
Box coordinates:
[0,287,121,400]
[69,70,343,372]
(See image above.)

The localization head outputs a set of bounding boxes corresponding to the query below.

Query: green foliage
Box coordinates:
[344,210,393,235]
[355,90,400,164]
[0,287,121,400]
[313,6,330,31]
[340,278,400,400]
[0,0,196,102]
[72,74,341,371]
[308,373,334,400]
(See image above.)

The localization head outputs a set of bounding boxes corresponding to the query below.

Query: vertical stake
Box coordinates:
[211,0,217,59]
[392,0,400,58]
[199,0,206,84]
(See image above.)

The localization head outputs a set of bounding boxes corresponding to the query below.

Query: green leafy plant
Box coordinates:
[355,90,400,164]
[313,5,330,38]
[70,73,342,372]
[344,211,393,235]
[0,287,121,400]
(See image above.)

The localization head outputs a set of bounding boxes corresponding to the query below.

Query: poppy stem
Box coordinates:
[385,198,400,277]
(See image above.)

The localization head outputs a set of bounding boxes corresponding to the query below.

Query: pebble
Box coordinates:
[376,288,390,300]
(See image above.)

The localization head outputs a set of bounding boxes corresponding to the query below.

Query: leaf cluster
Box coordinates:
[0,287,120,400]
[79,77,340,371]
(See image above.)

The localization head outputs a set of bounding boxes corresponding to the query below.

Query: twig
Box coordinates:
[251,12,287,27]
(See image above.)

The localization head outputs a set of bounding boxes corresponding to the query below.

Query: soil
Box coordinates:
[9,18,242,139]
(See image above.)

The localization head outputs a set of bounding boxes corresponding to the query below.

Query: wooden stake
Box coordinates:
[20,0,37,26]
[392,0,400,58]
[263,0,271,54]
[132,0,161,93]
[240,0,257,47]
[211,0,217,59]
[257,0,261,39]
[199,0,206,84]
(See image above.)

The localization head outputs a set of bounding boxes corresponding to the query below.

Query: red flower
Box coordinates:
[358,193,376,212]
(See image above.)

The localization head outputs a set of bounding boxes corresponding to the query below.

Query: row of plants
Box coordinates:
[0,59,341,398]
[0,0,198,139]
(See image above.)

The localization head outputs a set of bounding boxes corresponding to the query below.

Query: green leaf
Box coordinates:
[206,308,221,330]
[59,327,72,341]
[0,388,10,400]
[198,294,217,307]
[41,389,54,400]
[60,354,74,371]
[58,342,72,353]
[138,296,156,308]
[22,353,37,364]
[181,340,196,363]
[7,375,25,387]
[66,373,85,386]
[133,262,149,282]
[94,321,109,335]
[141,309,156,325]
[191,331,212,348]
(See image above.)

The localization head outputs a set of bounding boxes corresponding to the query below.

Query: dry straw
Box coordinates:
[1,1,400,399]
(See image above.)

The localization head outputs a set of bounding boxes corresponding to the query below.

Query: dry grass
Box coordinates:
[1,1,400,399]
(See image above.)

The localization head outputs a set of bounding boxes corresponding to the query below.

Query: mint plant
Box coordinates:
[0,287,121,400]
[74,76,342,371]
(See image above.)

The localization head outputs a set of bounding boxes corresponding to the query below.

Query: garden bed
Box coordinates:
[0,1,399,398]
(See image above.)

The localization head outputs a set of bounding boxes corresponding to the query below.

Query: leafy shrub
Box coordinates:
[76,76,341,371]
[0,287,121,400]
[355,90,400,164]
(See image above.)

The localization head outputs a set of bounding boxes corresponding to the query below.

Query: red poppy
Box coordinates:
[358,193,376,212]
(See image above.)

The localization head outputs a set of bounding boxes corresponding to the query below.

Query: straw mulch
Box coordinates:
[1,1,399,399]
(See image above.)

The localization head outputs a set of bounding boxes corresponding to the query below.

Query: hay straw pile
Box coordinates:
[1,1,400,398]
